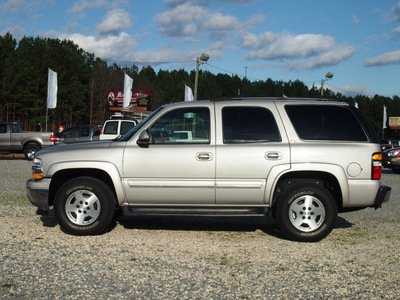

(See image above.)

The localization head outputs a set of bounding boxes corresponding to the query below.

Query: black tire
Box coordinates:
[275,183,337,242]
[54,177,116,235]
[24,143,41,160]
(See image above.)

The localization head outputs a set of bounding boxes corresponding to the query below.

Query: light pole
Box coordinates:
[194,53,209,101]
[320,72,334,96]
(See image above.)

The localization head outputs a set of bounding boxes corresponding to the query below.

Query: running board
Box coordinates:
[121,206,269,217]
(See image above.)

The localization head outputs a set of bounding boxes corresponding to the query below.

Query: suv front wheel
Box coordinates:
[54,177,116,235]
[275,182,337,242]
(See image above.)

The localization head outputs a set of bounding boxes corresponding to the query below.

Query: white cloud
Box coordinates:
[69,0,107,13]
[2,0,25,12]
[278,45,357,71]
[204,13,238,32]
[0,24,26,40]
[155,2,208,37]
[44,29,136,60]
[155,2,238,37]
[391,1,400,22]
[96,8,131,36]
[364,50,400,66]
[393,26,400,35]
[313,84,374,97]
[65,32,136,59]
[352,15,360,24]
[243,33,335,60]
[241,31,278,50]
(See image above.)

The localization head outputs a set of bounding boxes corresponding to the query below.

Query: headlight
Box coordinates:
[388,150,400,157]
[32,158,43,180]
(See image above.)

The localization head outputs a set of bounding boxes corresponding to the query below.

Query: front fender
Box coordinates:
[47,161,125,205]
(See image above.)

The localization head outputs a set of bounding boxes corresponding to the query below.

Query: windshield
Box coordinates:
[119,107,164,141]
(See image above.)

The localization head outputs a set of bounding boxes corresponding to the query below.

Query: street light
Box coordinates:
[320,72,334,96]
[194,53,210,101]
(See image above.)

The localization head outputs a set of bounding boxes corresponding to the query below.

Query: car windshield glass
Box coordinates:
[119,107,164,141]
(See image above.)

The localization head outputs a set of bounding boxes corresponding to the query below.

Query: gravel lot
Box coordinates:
[0,159,399,299]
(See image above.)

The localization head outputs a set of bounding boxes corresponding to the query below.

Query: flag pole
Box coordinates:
[46,68,49,132]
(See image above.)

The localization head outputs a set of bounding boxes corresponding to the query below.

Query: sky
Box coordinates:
[1,0,400,98]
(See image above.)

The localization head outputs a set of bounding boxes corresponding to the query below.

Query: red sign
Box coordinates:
[389,117,400,129]
[107,90,151,110]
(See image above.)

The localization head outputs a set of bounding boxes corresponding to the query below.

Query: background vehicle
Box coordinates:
[55,125,100,144]
[0,122,55,160]
[382,147,400,173]
[27,98,390,242]
[100,119,137,140]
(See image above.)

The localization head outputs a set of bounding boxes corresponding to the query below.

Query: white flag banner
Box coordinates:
[47,68,58,109]
[355,101,358,108]
[383,105,387,129]
[185,84,194,101]
[123,73,133,108]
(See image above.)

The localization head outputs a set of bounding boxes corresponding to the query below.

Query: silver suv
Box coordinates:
[27,98,391,242]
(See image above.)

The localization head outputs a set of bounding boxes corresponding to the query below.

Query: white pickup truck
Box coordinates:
[0,122,55,159]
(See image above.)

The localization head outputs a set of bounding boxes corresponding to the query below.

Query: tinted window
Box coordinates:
[12,124,22,133]
[80,127,90,137]
[149,107,210,144]
[93,128,100,136]
[222,107,281,143]
[62,127,79,138]
[285,105,368,141]
[0,124,6,133]
[103,121,118,134]
[121,121,135,135]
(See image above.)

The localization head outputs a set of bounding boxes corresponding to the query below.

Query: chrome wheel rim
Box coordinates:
[65,190,101,226]
[289,195,325,232]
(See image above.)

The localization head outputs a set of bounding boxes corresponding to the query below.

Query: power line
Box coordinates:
[102,58,195,66]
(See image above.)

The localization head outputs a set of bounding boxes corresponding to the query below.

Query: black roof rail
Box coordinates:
[209,97,337,101]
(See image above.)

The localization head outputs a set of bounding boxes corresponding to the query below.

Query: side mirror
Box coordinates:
[137,129,150,147]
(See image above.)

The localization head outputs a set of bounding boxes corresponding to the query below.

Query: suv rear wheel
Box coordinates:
[275,182,337,242]
[54,177,116,235]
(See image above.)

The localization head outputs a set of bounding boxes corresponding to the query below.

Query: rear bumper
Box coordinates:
[26,178,51,211]
[373,185,391,209]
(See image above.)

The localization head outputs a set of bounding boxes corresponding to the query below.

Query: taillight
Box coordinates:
[50,134,56,143]
[372,153,382,180]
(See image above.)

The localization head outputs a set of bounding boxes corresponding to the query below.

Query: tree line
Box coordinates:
[1,32,399,139]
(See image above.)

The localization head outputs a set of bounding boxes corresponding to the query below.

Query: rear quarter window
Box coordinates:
[285,105,368,142]
[222,106,281,143]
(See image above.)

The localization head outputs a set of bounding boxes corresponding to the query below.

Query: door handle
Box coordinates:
[196,152,213,161]
[265,152,282,160]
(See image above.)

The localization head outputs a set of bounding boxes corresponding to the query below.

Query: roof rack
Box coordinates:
[210,97,336,101]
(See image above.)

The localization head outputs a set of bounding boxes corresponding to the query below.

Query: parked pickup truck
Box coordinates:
[26,98,391,242]
[55,125,100,145]
[0,122,55,160]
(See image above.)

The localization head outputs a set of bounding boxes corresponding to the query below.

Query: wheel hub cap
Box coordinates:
[65,190,101,226]
[289,195,325,232]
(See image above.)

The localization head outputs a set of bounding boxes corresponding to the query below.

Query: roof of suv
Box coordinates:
[209,97,340,102]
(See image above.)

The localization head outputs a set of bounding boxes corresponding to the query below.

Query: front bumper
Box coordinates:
[26,178,51,210]
[373,185,391,209]
[382,156,400,169]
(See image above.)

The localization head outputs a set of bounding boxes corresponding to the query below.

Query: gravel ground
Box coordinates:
[0,159,399,299]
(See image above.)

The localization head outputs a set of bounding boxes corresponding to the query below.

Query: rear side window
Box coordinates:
[80,127,90,137]
[103,121,118,134]
[285,105,368,141]
[0,124,6,133]
[222,106,281,143]
[120,121,135,135]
